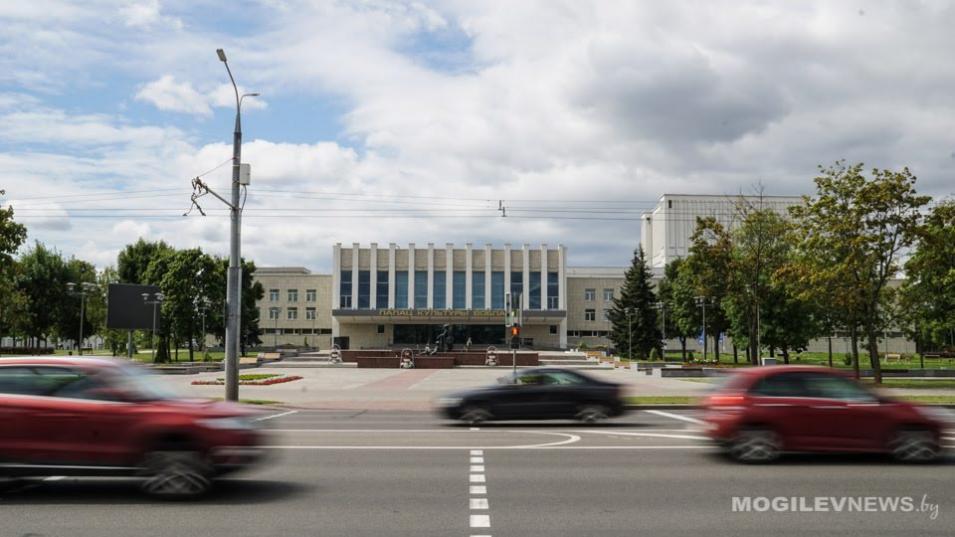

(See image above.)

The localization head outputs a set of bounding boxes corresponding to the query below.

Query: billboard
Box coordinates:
[107,283,162,330]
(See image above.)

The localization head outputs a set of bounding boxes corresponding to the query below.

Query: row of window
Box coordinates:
[269,288,317,302]
[584,288,615,301]
[568,330,611,338]
[265,307,317,321]
[263,328,332,335]
[582,308,612,322]
[340,270,561,310]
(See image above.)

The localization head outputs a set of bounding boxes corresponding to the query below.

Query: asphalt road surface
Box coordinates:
[2,409,954,537]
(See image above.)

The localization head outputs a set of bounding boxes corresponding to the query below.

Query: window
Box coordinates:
[603,288,614,301]
[287,307,298,320]
[603,308,611,321]
[0,367,39,395]
[306,289,316,302]
[584,288,596,301]
[395,271,409,308]
[269,289,279,302]
[529,272,541,309]
[453,271,466,309]
[549,325,558,335]
[340,270,352,308]
[433,271,446,309]
[668,199,673,209]
[510,277,523,305]
[288,289,298,302]
[414,271,428,308]
[491,271,505,309]
[268,307,280,320]
[750,373,809,397]
[803,374,877,401]
[472,271,485,308]
[376,271,388,307]
[305,307,316,320]
[358,270,370,309]
[547,271,559,309]
[584,309,596,321]
[377,324,385,334]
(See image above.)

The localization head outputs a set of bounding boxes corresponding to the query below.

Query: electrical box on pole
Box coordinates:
[238,163,251,185]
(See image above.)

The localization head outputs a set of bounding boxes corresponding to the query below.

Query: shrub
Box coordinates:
[649,348,660,361]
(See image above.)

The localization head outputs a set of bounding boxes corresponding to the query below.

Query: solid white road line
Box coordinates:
[470,427,480,431]
[254,409,299,422]
[262,445,710,450]
[470,465,485,472]
[470,456,485,464]
[470,450,484,455]
[470,498,489,510]
[576,430,707,441]
[470,474,486,483]
[470,515,491,528]
[470,485,487,494]
[645,409,704,425]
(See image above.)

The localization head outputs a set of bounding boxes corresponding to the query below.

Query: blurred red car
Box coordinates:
[701,366,949,463]
[0,357,267,497]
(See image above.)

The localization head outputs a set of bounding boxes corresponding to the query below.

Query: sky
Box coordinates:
[1,0,954,272]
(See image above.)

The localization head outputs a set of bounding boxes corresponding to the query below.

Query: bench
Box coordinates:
[885,353,902,362]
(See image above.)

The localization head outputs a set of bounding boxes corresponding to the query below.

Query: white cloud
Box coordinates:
[135,75,212,116]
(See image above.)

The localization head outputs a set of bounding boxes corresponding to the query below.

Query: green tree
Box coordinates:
[607,247,660,359]
[789,162,930,382]
[659,258,695,361]
[157,248,223,361]
[56,257,98,349]
[118,238,173,284]
[0,191,28,350]
[682,217,733,362]
[900,200,955,351]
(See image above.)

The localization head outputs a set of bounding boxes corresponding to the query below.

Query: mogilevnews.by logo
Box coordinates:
[732,495,940,520]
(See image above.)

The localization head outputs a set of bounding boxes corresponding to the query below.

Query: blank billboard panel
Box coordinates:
[107,283,162,330]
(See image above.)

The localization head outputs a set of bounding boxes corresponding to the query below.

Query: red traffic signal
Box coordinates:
[510,325,520,337]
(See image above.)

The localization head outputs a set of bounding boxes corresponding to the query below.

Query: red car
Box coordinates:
[701,366,949,463]
[0,357,267,497]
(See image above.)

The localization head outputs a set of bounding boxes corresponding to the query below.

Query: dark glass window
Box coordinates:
[414,271,428,308]
[339,270,352,308]
[453,271,466,309]
[547,271,559,309]
[376,270,388,308]
[510,277,524,308]
[472,271,485,308]
[529,272,541,309]
[433,271,446,309]
[395,271,408,308]
[491,271,505,309]
[357,270,370,309]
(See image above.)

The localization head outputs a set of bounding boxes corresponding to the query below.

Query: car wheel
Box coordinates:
[576,404,610,424]
[460,406,493,425]
[728,428,781,463]
[889,429,940,463]
[141,451,212,499]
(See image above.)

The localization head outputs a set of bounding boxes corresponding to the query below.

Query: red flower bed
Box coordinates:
[191,375,303,386]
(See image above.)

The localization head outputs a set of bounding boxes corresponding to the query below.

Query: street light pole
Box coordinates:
[142,292,164,362]
[216,48,259,402]
[67,282,98,356]
[626,308,633,360]
[696,296,707,362]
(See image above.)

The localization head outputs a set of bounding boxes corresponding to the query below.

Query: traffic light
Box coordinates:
[510,325,521,349]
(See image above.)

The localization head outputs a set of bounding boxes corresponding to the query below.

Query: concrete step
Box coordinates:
[540,359,600,366]
[268,361,357,368]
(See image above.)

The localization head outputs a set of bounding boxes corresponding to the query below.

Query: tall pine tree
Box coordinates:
[608,246,660,359]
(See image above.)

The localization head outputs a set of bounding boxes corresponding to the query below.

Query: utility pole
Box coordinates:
[215,48,258,402]
[696,296,707,362]
[67,282,98,355]
[142,292,164,362]
[626,308,633,360]
[655,301,666,358]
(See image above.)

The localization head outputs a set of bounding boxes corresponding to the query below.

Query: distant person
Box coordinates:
[465,337,472,351]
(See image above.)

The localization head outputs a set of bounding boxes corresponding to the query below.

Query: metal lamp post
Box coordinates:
[216,48,259,402]
[197,296,211,353]
[67,282,98,355]
[654,302,667,358]
[626,308,633,360]
[695,296,707,362]
[142,292,165,362]
[270,307,280,348]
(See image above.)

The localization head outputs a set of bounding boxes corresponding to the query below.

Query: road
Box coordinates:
[2,409,953,537]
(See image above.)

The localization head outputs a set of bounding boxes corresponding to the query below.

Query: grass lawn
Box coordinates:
[864,379,955,389]
[46,348,256,363]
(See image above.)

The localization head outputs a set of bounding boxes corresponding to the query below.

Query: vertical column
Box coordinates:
[503,243,511,308]
[369,242,378,310]
[522,243,530,311]
[332,243,341,338]
[388,243,396,308]
[541,243,548,310]
[445,243,453,310]
[351,243,359,310]
[408,243,416,310]
[427,242,435,309]
[484,244,492,309]
[558,244,567,348]
[465,243,473,309]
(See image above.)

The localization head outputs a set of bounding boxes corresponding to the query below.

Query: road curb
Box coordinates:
[624,403,955,410]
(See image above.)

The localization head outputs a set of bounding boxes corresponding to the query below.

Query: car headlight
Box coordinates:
[436,396,463,408]
[198,416,257,430]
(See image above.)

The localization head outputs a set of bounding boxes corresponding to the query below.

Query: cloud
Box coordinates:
[135,75,212,116]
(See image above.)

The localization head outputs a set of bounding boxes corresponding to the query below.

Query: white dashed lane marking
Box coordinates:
[470,465,485,472]
[470,515,491,528]
[470,485,487,494]
[470,456,484,464]
[470,498,489,510]
[469,473,486,483]
[468,448,491,533]
[644,409,704,425]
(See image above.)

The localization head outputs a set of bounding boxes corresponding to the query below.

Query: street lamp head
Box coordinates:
[247,92,260,97]
[67,282,76,293]
[155,292,165,302]
[141,293,150,302]
[216,48,227,62]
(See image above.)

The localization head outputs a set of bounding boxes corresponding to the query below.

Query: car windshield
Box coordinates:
[113,364,181,401]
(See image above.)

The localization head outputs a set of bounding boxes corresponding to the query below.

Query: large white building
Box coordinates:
[640,194,802,269]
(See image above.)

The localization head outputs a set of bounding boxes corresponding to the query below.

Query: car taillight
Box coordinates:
[707,394,746,407]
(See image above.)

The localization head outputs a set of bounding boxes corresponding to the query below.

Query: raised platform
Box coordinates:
[342,350,540,369]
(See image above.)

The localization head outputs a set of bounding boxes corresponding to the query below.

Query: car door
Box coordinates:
[0,366,39,462]
[747,372,834,450]
[801,373,888,450]
[492,372,551,419]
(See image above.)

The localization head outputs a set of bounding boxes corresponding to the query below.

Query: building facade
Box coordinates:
[640,194,801,269]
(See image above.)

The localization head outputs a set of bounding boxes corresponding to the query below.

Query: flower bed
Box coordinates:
[192,375,303,386]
